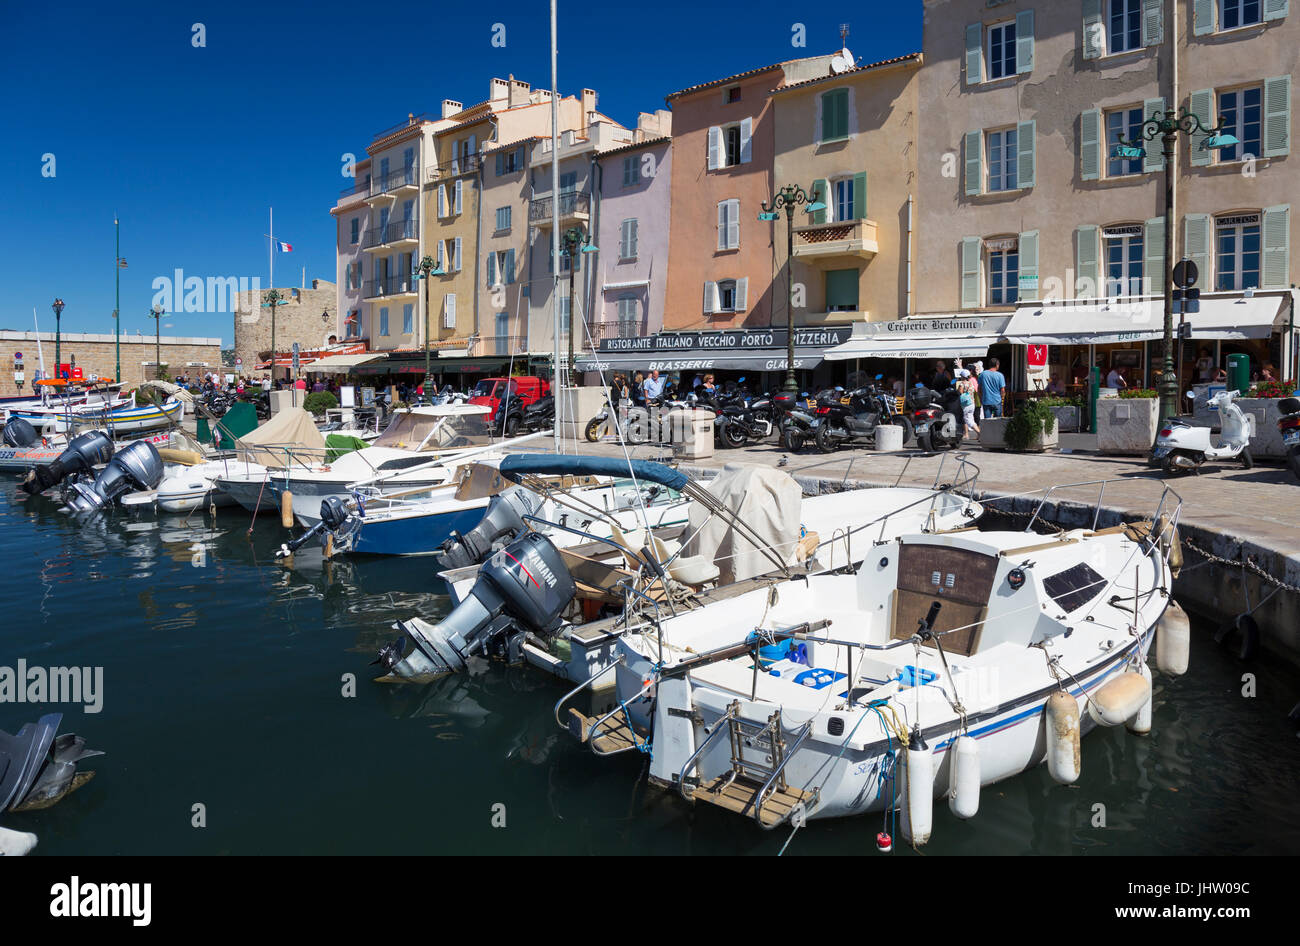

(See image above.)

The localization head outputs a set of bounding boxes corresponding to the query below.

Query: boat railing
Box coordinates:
[675,703,738,801]
[583,675,657,757]
[1021,477,1184,536]
[552,654,624,730]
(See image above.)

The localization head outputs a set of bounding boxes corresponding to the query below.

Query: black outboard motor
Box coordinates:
[20,430,114,495]
[433,487,542,571]
[0,712,103,813]
[3,416,38,448]
[276,496,357,558]
[64,440,163,514]
[376,531,577,679]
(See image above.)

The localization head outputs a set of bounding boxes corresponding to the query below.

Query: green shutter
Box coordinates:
[1263,205,1290,288]
[1143,98,1166,172]
[1082,0,1103,60]
[961,237,982,309]
[487,251,496,287]
[964,130,982,196]
[1264,0,1288,21]
[1189,89,1213,167]
[812,179,827,224]
[504,248,516,284]
[1076,225,1100,299]
[1080,109,1102,181]
[965,23,982,84]
[821,90,848,141]
[1193,0,1216,34]
[1184,214,1211,289]
[1019,230,1039,301]
[825,269,859,309]
[853,171,867,219]
[1141,0,1163,46]
[1145,217,1166,295]
[1016,10,1034,74]
[1263,75,1291,158]
[1017,120,1036,189]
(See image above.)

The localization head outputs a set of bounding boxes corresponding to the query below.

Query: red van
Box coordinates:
[468,376,550,425]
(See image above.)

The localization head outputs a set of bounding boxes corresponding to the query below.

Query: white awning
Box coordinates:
[1005,293,1290,345]
[602,279,651,291]
[305,352,385,372]
[824,335,997,361]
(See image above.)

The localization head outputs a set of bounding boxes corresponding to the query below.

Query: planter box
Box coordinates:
[1097,396,1159,455]
[978,416,1058,452]
[1049,405,1080,432]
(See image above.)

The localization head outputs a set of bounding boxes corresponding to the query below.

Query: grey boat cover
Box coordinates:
[684,463,801,584]
[235,408,327,469]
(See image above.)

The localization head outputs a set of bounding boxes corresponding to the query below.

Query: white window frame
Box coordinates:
[1216,84,1263,163]
[1220,0,1264,31]
[724,124,742,167]
[1105,106,1145,178]
[831,178,855,222]
[717,279,738,312]
[1103,228,1145,297]
[1107,0,1143,54]
[1215,213,1263,291]
[987,20,1018,81]
[986,127,1019,191]
[986,239,1020,306]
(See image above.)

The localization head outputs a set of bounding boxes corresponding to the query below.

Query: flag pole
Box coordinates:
[269,207,274,289]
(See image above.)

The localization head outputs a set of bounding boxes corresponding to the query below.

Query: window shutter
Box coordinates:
[1143,98,1166,172]
[1019,230,1040,301]
[444,293,455,329]
[1188,89,1213,166]
[1192,0,1216,35]
[1016,10,1034,74]
[496,153,504,176]
[1184,214,1212,287]
[1263,75,1291,157]
[1144,217,1165,295]
[629,219,638,257]
[703,281,716,314]
[739,117,753,163]
[717,201,728,250]
[1080,109,1102,181]
[853,171,867,219]
[812,178,828,224]
[1016,120,1036,188]
[453,237,462,271]
[438,184,447,217]
[734,277,749,312]
[960,237,981,308]
[1264,0,1288,21]
[964,23,982,84]
[454,179,463,214]
[835,90,849,139]
[436,240,444,270]
[1076,225,1100,298]
[1141,0,1163,46]
[505,249,515,284]
[727,199,740,248]
[964,131,982,196]
[1263,205,1290,288]
[487,251,497,287]
[819,93,832,141]
[1082,0,1103,59]
[707,126,722,170]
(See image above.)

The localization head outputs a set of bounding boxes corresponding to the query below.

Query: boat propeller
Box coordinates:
[371,637,407,671]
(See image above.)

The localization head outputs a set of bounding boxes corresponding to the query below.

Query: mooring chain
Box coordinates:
[1180,535,1300,596]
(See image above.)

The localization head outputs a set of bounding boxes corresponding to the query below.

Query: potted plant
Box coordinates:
[1236,378,1299,459]
[303,390,339,417]
[1000,398,1058,452]
[1036,395,1082,433]
[1097,388,1158,455]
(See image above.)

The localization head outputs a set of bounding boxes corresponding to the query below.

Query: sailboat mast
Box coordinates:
[550,0,561,455]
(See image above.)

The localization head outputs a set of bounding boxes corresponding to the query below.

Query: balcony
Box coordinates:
[473,334,529,357]
[365,166,420,203]
[586,320,644,347]
[791,218,879,261]
[529,191,591,227]
[363,274,417,300]
[339,176,372,202]
[428,153,482,180]
[362,218,420,250]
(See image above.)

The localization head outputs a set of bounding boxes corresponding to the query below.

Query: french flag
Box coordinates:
[276,241,293,253]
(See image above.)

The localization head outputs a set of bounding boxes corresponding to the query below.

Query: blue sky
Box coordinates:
[0,1,920,347]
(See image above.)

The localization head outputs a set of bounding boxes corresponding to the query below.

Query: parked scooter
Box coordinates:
[1278,395,1300,482]
[914,385,966,452]
[773,391,819,452]
[498,393,554,435]
[813,378,907,452]
[1153,389,1255,475]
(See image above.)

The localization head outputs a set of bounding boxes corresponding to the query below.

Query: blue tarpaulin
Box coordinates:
[498,454,689,491]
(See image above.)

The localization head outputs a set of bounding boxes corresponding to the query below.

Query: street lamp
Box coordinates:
[149,303,164,379]
[760,184,825,393]
[561,225,597,387]
[261,289,288,382]
[414,254,445,386]
[1115,106,1237,442]
[51,298,65,378]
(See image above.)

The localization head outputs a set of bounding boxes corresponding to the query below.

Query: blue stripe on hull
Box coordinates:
[351,505,489,556]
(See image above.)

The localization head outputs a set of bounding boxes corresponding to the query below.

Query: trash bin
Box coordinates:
[1226,353,1250,396]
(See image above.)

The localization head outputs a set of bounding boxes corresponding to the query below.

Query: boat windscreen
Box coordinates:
[1041,562,1106,613]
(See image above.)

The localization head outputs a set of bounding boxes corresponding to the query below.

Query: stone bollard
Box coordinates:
[874,423,903,452]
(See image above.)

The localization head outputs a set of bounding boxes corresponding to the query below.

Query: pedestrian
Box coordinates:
[642,368,665,403]
[979,357,1007,418]
[631,371,646,407]
[971,361,984,425]
[956,369,979,437]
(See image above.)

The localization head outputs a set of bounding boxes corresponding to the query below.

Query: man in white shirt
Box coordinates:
[642,369,666,402]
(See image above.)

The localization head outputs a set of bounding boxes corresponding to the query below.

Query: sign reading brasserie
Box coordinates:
[597,326,853,353]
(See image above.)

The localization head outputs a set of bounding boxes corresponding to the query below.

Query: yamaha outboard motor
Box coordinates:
[376,531,577,679]
[3,416,38,448]
[20,429,114,495]
[276,495,357,558]
[0,712,103,813]
[433,487,542,571]
[64,440,163,514]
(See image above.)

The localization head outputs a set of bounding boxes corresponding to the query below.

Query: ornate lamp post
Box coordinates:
[261,289,287,382]
[51,298,65,378]
[149,303,164,379]
[415,254,445,387]
[760,184,825,393]
[1115,107,1237,441]
[561,225,597,387]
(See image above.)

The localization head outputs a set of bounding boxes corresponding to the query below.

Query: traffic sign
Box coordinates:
[1172,258,1199,290]
[235,357,243,367]
[13,352,21,360]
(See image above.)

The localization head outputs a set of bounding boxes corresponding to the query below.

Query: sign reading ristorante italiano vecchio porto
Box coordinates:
[597,326,853,352]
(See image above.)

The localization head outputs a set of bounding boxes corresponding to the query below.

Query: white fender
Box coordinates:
[900,743,934,846]
[1088,671,1152,727]
[1045,690,1081,785]
[0,826,37,856]
[948,735,980,819]
[1156,601,1190,676]
[1126,660,1153,735]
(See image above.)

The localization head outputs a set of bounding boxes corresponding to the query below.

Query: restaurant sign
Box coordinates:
[597,326,853,353]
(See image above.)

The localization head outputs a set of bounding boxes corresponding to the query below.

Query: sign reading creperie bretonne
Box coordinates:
[597,327,853,353]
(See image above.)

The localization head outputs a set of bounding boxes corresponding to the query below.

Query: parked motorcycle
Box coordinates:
[913,385,966,452]
[1154,389,1255,475]
[814,379,909,452]
[498,393,554,436]
[1278,395,1300,482]
[773,391,819,452]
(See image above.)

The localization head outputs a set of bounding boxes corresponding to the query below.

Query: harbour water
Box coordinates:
[4,491,1299,856]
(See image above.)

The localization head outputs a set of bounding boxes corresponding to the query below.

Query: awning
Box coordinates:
[1005,294,1289,344]
[574,348,828,373]
[824,336,996,361]
[305,352,385,372]
[255,355,318,369]
[602,279,651,291]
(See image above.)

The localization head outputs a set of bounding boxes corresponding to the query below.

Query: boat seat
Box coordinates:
[645,533,718,589]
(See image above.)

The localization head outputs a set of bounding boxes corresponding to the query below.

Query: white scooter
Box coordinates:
[1153,388,1255,475]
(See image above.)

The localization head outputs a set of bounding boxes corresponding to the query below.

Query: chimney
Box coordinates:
[581,88,597,120]
[490,77,509,103]
[508,74,531,108]
[441,99,463,119]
